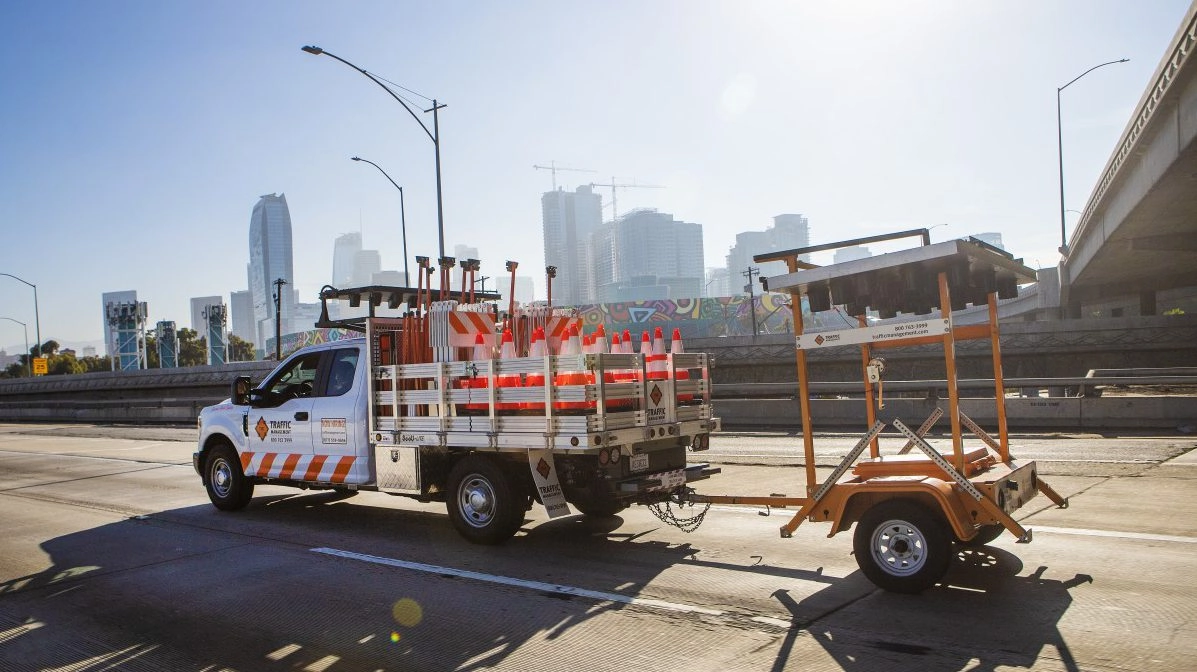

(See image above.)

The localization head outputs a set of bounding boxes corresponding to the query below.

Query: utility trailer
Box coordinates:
[678,230,1070,593]
[195,281,720,545]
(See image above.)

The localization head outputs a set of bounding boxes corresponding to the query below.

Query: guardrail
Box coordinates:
[713,375,1197,399]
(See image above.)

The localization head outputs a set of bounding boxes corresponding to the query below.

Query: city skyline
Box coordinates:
[1,1,1190,348]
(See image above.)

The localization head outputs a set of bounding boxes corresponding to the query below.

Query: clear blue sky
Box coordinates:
[0,0,1191,350]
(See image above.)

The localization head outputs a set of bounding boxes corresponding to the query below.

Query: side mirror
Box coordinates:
[231,376,252,406]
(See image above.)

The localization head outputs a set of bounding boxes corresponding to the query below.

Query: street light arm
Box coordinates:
[1059,59,1130,92]
[303,46,436,143]
[352,157,402,192]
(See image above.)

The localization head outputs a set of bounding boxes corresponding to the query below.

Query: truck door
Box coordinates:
[245,350,322,476]
[310,346,367,484]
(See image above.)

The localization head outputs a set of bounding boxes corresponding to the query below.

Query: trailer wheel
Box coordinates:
[447,455,524,545]
[853,499,951,593]
[959,524,1005,547]
[205,444,254,511]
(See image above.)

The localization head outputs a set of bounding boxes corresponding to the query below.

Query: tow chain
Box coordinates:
[647,488,711,533]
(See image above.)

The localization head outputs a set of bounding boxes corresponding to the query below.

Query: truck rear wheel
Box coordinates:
[205,444,254,511]
[447,455,524,545]
[853,499,950,593]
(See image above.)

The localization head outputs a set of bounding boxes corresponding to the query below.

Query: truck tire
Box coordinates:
[853,499,951,593]
[205,443,254,511]
[959,523,1005,547]
[447,455,524,545]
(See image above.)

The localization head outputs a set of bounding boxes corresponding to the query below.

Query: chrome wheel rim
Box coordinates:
[211,458,233,498]
[458,475,496,528]
[871,518,928,577]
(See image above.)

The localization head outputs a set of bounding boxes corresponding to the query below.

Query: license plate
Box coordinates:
[630,453,649,473]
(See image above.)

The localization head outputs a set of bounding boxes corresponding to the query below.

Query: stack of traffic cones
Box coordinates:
[461,333,491,415]
[522,327,548,413]
[553,323,593,414]
[671,328,693,403]
[494,329,521,413]
[646,327,669,382]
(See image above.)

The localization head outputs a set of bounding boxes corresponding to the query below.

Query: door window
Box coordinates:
[260,352,323,405]
[324,349,360,397]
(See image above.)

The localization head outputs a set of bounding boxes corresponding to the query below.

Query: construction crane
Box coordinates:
[533,161,597,191]
[589,177,665,220]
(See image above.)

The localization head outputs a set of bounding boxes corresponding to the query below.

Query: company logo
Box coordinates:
[650,384,663,407]
[255,417,269,441]
[390,449,399,463]
[536,458,551,479]
[814,334,825,345]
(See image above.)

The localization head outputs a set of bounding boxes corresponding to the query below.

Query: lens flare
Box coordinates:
[392,598,423,628]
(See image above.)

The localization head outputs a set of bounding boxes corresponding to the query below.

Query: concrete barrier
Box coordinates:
[713,396,1196,431]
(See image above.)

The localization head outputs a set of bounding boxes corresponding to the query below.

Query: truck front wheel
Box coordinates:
[853,499,951,593]
[205,443,254,511]
[447,455,524,544]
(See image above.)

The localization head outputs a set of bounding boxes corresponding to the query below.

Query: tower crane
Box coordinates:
[589,178,665,220]
[533,161,597,190]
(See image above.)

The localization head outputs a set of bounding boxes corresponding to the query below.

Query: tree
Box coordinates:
[228,334,256,362]
[177,328,206,367]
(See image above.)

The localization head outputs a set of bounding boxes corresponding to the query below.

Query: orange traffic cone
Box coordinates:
[554,323,593,414]
[494,329,521,413]
[672,328,693,403]
[523,327,548,413]
[646,328,668,381]
[461,332,491,415]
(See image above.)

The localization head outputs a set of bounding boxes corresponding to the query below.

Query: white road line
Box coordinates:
[311,547,724,616]
[1033,526,1197,544]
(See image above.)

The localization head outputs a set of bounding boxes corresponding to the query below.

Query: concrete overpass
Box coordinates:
[1062,2,1197,316]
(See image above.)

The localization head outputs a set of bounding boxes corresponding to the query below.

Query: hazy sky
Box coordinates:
[0,1,1191,349]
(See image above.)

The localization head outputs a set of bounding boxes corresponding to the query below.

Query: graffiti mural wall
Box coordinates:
[572,294,845,339]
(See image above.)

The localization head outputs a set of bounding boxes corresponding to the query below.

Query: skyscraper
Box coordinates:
[229,290,255,348]
[726,214,810,294]
[248,193,295,349]
[542,186,602,306]
[190,295,222,333]
[591,209,705,302]
[352,249,382,286]
[332,232,362,287]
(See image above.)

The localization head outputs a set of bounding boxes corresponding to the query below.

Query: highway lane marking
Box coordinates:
[1033,526,1197,544]
[311,547,725,616]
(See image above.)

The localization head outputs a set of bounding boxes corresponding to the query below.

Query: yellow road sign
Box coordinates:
[32,357,48,375]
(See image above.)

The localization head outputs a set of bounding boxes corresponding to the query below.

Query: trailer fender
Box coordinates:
[825,480,977,541]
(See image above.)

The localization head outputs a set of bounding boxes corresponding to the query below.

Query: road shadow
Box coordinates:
[768,544,1093,671]
[0,491,720,671]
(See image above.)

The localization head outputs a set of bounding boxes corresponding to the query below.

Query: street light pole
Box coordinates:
[303,45,447,259]
[0,273,40,357]
[1057,58,1129,256]
[0,317,29,377]
[352,156,409,286]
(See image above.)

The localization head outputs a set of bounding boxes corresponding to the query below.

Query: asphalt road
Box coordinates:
[0,423,1194,671]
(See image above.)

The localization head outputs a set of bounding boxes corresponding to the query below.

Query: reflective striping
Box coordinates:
[304,455,329,481]
[258,453,278,477]
[331,456,355,483]
[235,452,359,484]
[279,454,302,480]
[312,547,725,616]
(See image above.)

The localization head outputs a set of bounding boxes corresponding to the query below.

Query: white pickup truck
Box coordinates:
[194,288,720,544]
